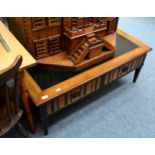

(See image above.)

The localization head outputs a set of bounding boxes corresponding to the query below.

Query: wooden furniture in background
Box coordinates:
[0,17,2,21]
[7,17,118,71]
[23,29,152,135]
[7,17,62,59]
[0,56,30,137]
[0,21,37,133]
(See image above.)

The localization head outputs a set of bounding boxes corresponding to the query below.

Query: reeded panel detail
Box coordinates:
[46,76,102,115]
[104,55,145,85]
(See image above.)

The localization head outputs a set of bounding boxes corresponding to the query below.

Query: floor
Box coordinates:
[15,17,155,138]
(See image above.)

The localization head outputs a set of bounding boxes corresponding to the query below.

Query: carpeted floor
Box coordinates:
[29,18,155,137]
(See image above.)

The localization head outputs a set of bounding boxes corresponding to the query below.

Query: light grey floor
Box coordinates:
[33,17,155,138]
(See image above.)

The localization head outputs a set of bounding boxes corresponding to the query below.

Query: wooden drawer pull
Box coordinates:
[122,66,129,72]
[72,90,81,98]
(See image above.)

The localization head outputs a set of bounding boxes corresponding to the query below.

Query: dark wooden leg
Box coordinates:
[133,54,147,83]
[133,66,143,83]
[20,71,36,133]
[39,105,48,135]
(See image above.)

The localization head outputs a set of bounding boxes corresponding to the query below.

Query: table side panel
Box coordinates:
[46,76,102,115]
[104,54,145,85]
[45,53,146,115]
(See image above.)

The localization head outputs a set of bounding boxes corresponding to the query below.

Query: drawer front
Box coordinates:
[104,55,145,85]
[47,76,102,115]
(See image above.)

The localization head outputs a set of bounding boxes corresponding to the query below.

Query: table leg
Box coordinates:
[133,54,147,83]
[20,71,35,133]
[133,66,143,83]
[39,105,48,135]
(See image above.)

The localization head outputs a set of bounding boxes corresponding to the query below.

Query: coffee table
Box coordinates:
[23,29,152,135]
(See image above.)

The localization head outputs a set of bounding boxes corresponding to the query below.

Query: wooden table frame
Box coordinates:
[23,29,152,135]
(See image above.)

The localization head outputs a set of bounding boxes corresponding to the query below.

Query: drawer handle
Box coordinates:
[72,91,80,98]
[122,66,129,72]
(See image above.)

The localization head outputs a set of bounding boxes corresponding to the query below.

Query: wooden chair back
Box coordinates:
[0,55,22,85]
[0,55,22,136]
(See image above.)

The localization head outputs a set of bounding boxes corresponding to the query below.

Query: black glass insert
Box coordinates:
[115,34,138,56]
[27,34,139,90]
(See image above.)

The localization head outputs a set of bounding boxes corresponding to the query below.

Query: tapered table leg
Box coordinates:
[133,54,147,83]
[133,66,143,83]
[39,104,48,135]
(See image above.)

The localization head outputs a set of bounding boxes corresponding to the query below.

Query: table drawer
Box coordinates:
[104,55,145,85]
[47,76,102,115]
